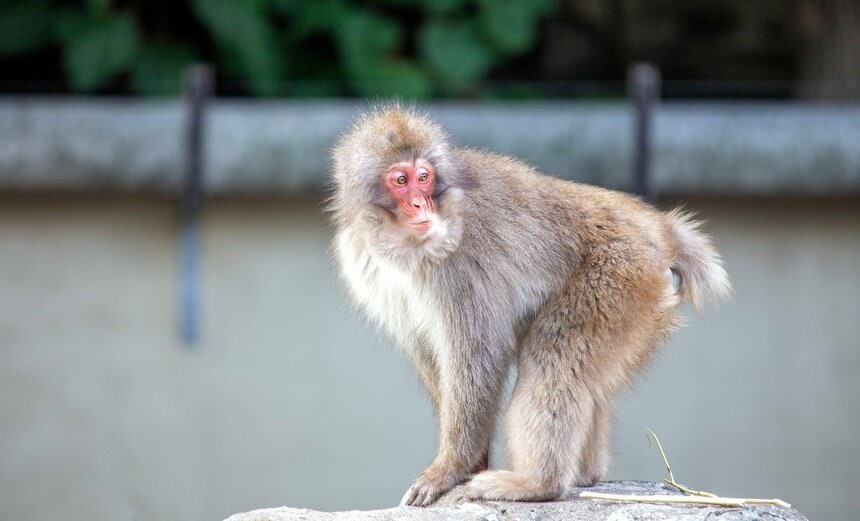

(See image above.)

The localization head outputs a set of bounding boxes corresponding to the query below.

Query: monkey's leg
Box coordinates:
[466,254,671,501]
[465,266,625,501]
[464,339,598,501]
[400,337,510,507]
[409,340,442,413]
[409,342,491,474]
[577,400,611,486]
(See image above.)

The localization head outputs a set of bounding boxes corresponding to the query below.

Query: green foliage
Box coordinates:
[132,44,197,96]
[61,12,140,91]
[419,19,494,92]
[336,9,402,75]
[334,9,431,97]
[374,0,466,14]
[0,0,557,97]
[291,0,348,38]
[356,60,432,99]
[0,0,52,55]
[478,0,554,55]
[191,0,283,96]
[422,0,468,15]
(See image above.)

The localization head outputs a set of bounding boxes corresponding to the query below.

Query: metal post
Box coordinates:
[179,64,213,346]
[627,63,661,202]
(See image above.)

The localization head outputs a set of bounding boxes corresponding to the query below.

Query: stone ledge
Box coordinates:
[225,481,808,521]
[1,98,859,196]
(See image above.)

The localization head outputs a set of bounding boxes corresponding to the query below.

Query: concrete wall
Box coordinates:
[0,195,857,521]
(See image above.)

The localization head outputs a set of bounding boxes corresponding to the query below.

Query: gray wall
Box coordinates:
[0,195,858,521]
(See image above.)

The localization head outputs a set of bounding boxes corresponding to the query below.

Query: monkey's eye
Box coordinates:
[417,170,429,182]
[395,175,408,186]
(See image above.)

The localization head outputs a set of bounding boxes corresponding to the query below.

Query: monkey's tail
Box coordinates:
[666,209,732,312]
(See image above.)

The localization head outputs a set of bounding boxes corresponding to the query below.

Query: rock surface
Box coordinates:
[225,481,808,521]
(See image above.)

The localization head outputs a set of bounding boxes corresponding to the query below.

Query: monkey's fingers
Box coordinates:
[399,479,446,507]
[399,484,419,507]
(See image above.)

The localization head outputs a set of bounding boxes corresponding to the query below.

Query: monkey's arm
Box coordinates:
[400,300,513,507]
[408,336,442,413]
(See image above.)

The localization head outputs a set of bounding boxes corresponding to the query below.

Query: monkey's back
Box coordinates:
[452,148,675,275]
[439,149,680,346]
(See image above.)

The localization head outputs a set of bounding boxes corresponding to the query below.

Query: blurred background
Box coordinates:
[0,1,858,520]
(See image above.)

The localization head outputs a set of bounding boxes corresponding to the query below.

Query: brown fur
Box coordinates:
[329,104,730,506]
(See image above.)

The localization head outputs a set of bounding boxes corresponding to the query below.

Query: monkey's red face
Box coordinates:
[384,160,437,235]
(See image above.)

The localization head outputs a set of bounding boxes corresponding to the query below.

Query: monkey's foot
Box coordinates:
[464,470,565,502]
[572,472,602,488]
[575,458,608,488]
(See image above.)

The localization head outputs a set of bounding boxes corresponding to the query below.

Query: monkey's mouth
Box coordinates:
[408,220,433,233]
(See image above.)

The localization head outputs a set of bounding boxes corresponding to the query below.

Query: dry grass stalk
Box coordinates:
[580,429,791,509]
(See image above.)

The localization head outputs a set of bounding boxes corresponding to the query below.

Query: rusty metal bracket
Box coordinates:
[628,63,661,202]
[179,64,213,346]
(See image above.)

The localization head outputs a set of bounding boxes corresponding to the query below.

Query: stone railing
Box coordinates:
[1,98,859,196]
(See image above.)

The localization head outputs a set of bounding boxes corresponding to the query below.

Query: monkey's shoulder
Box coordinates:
[453,148,545,184]
[451,148,568,219]
[451,148,646,208]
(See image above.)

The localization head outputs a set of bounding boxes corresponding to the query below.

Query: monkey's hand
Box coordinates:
[399,478,448,507]
[399,461,470,507]
[400,450,490,507]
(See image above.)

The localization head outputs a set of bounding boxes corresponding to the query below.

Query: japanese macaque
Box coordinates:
[329,105,730,507]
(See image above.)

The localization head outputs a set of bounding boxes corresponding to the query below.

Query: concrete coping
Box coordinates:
[1,98,859,196]
[225,481,809,521]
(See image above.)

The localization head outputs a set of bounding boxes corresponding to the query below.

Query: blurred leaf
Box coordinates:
[287,81,343,98]
[192,0,283,96]
[485,83,543,100]
[419,19,494,92]
[363,0,465,14]
[0,0,52,55]
[293,0,347,38]
[422,0,467,15]
[242,0,271,10]
[478,0,554,55]
[352,59,432,98]
[270,0,303,15]
[63,13,139,91]
[85,0,109,16]
[331,9,430,98]
[375,60,432,98]
[0,0,554,98]
[52,7,89,44]
[286,34,339,75]
[336,10,402,75]
[369,0,421,6]
[131,43,197,96]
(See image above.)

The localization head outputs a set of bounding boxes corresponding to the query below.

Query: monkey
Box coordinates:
[329,104,730,507]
